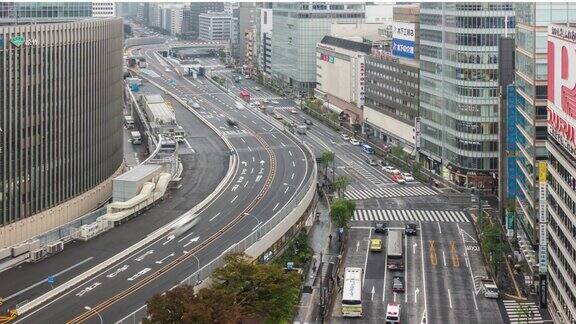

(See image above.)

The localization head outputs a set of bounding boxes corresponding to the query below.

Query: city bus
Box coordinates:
[387,230,404,271]
[341,267,363,317]
[361,144,375,154]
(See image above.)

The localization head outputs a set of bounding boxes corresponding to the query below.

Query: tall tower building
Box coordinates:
[0,2,92,23]
[189,2,225,40]
[418,3,515,189]
[511,2,576,248]
[91,2,116,18]
[270,2,365,96]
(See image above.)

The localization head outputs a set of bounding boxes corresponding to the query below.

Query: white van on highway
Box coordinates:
[385,303,401,323]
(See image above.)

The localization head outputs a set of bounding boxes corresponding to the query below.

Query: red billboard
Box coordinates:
[548,25,576,158]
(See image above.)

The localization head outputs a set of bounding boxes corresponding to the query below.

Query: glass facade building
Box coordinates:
[0,2,92,23]
[513,2,576,247]
[270,2,365,95]
[418,3,515,188]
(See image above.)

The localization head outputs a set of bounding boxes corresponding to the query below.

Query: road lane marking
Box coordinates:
[405,234,408,303]
[244,181,249,188]
[248,146,252,152]
[289,150,292,156]
[447,289,453,308]
[241,138,246,143]
[76,282,101,297]
[284,186,290,194]
[134,250,154,262]
[5,257,95,301]
[106,265,130,279]
[291,173,295,180]
[442,251,447,267]
[272,202,279,211]
[209,212,221,222]
[437,222,442,234]
[292,161,296,167]
[419,221,428,322]
[230,195,238,203]
[127,268,151,281]
[450,241,460,267]
[429,241,437,266]
[182,237,200,248]
[363,230,372,283]
[457,223,479,310]
[155,253,175,264]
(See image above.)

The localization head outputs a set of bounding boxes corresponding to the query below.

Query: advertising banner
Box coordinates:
[538,161,548,274]
[392,22,416,59]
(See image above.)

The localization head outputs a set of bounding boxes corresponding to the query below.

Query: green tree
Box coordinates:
[145,285,197,324]
[333,175,350,197]
[319,151,335,179]
[330,198,356,228]
[480,222,504,280]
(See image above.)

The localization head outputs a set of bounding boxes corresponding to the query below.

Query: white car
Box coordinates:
[235,102,244,110]
[349,138,361,146]
[191,102,201,109]
[255,87,261,91]
[290,109,298,114]
[341,133,350,141]
[401,172,415,182]
[383,166,400,174]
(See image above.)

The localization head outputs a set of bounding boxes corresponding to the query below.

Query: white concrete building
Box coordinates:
[315,36,372,127]
[199,12,233,41]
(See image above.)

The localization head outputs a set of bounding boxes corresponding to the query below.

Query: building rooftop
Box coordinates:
[144,94,164,104]
[114,164,162,182]
[320,35,372,54]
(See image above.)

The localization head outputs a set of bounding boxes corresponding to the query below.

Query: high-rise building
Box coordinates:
[271,2,365,96]
[0,2,92,23]
[91,2,116,18]
[546,23,576,324]
[117,2,139,19]
[418,3,515,189]
[199,11,233,41]
[255,3,273,79]
[0,18,124,248]
[511,2,576,247]
[189,2,225,40]
[235,2,256,63]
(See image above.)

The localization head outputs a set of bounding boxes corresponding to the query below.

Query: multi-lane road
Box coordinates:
[7,43,315,323]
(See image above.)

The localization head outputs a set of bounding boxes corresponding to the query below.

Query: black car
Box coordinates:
[304,119,313,125]
[392,276,405,292]
[405,223,418,236]
[226,118,238,127]
[374,221,388,234]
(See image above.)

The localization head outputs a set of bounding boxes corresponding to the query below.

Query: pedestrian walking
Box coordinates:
[329,234,332,243]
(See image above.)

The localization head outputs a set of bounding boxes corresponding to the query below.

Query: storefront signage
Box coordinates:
[371,48,398,63]
[506,84,519,198]
[538,161,548,274]
[0,37,4,48]
[317,43,336,52]
[392,22,416,59]
[548,24,576,158]
[10,35,25,47]
[357,56,365,106]
[320,53,335,64]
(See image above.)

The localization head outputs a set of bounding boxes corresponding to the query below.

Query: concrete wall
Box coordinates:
[364,106,415,146]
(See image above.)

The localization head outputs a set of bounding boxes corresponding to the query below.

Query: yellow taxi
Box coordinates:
[370,238,383,252]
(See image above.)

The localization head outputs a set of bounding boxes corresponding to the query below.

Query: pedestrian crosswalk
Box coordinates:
[348,161,385,185]
[344,185,437,200]
[353,209,469,223]
[503,300,544,323]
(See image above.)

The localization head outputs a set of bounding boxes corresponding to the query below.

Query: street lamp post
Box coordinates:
[84,306,103,324]
[247,213,262,240]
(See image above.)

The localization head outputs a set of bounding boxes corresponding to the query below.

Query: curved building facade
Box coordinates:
[0,18,124,247]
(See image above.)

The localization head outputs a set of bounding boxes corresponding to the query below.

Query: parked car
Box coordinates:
[383,166,400,174]
[405,223,418,236]
[304,119,313,125]
[391,174,406,184]
[392,276,405,293]
[349,138,361,146]
[341,133,350,141]
[401,172,415,182]
[273,112,283,120]
[366,158,378,166]
[374,221,388,234]
[370,238,383,252]
[255,87,261,91]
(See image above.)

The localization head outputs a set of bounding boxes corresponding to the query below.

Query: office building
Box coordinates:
[315,36,371,128]
[271,2,365,96]
[0,2,92,23]
[91,2,115,18]
[255,4,273,79]
[199,11,233,41]
[0,18,124,248]
[160,6,183,36]
[546,23,576,324]
[136,3,149,25]
[189,2,225,40]
[512,3,576,248]
[418,3,515,189]
[234,2,256,63]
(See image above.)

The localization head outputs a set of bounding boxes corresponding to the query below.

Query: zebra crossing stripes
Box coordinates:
[353,209,469,223]
[345,185,437,200]
[502,300,544,323]
[348,161,384,185]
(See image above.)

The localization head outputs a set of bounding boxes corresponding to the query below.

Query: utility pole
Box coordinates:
[319,251,324,323]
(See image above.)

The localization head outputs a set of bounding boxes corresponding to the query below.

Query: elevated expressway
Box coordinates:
[10,44,316,323]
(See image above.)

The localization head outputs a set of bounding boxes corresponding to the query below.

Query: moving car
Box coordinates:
[369,238,382,252]
[405,223,417,236]
[350,138,361,146]
[273,112,283,120]
[383,166,400,174]
[235,101,245,110]
[226,118,238,127]
[391,174,406,184]
[191,102,201,109]
[392,276,405,293]
[374,221,388,234]
[255,87,261,91]
[481,278,500,299]
[401,172,415,182]
[296,125,307,135]
[385,303,401,324]
[366,158,378,166]
[290,108,298,114]
[304,119,313,125]
[341,133,350,141]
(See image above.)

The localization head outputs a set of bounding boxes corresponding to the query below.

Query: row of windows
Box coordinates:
[446,67,499,83]
[366,71,418,90]
[366,79,418,99]
[548,274,576,324]
[366,60,418,78]
[447,32,505,47]
[421,138,499,170]
[365,97,415,122]
[547,237,576,311]
[366,87,418,111]
[449,16,515,29]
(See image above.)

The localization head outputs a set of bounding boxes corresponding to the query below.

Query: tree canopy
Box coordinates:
[330,198,356,229]
[145,252,301,324]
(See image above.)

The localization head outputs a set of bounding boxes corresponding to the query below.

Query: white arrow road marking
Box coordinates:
[356,241,360,252]
[107,265,130,278]
[127,268,151,281]
[231,184,239,192]
[371,286,375,301]
[209,212,221,222]
[155,253,175,264]
[241,169,246,175]
[237,176,244,183]
[393,292,397,302]
[413,242,418,254]
[273,202,279,211]
[163,235,175,246]
[241,161,248,166]
[76,282,101,297]
[134,250,154,262]
[415,288,420,303]
[255,175,262,182]
[183,236,200,248]
[244,180,249,188]
[260,160,265,166]
[230,195,238,203]
[177,231,198,242]
[259,168,264,174]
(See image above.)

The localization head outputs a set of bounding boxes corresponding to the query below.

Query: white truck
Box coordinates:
[130,131,142,145]
[481,278,499,299]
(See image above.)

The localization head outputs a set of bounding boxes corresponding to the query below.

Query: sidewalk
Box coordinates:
[293,192,342,324]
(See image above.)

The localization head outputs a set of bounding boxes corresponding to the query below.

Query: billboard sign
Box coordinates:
[392,22,416,59]
[357,56,365,107]
[507,84,519,198]
[538,161,548,274]
[548,25,576,159]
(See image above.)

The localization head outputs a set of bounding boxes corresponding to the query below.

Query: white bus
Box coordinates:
[341,267,363,317]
